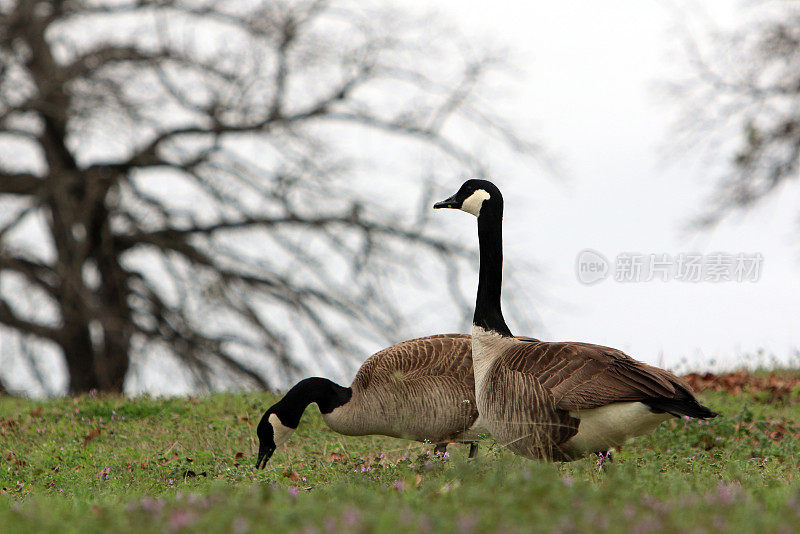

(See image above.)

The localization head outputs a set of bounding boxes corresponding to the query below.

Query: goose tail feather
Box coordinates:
[644,396,718,419]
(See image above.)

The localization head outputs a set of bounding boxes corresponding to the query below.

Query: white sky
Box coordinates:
[411,0,800,372]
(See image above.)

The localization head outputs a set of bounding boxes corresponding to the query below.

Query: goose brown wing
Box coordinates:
[350,334,478,440]
[482,362,578,459]
[505,340,686,411]
[353,334,473,391]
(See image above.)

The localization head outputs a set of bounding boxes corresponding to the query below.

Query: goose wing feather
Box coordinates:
[506,339,690,411]
[353,334,473,390]
[483,363,578,458]
[347,334,479,441]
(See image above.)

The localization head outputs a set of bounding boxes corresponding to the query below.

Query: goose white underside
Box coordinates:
[563,402,672,456]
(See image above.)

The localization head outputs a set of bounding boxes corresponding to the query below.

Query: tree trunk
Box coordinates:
[90,185,131,393]
[61,322,101,393]
[58,182,131,394]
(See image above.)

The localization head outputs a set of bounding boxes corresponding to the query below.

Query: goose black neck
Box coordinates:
[474,203,512,337]
[273,377,352,428]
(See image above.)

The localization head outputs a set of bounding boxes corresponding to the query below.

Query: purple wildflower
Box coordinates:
[596,451,612,471]
[715,481,740,506]
[168,509,195,531]
[341,508,361,527]
[139,496,164,514]
[457,514,478,534]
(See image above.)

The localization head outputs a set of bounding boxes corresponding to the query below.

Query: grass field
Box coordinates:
[1,387,800,533]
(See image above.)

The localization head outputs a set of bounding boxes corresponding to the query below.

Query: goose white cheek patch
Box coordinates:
[268,413,295,448]
[461,189,491,216]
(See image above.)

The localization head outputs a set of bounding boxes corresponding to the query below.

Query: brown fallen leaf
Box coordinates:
[235,452,244,459]
[29,407,43,417]
[83,427,101,446]
[681,371,800,403]
[284,470,301,482]
[415,473,422,489]
[327,452,346,462]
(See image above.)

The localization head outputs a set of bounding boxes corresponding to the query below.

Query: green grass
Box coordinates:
[2,390,800,533]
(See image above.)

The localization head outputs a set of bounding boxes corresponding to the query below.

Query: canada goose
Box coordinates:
[255,334,484,468]
[434,179,717,461]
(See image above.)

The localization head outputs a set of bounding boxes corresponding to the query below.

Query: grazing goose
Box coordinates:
[434,179,717,461]
[255,334,484,468]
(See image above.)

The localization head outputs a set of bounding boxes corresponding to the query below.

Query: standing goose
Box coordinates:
[434,179,716,461]
[255,334,484,468]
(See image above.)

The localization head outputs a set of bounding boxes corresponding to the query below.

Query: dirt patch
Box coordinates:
[683,371,800,403]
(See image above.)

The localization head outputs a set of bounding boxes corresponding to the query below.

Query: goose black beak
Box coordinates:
[255,446,275,469]
[433,194,460,210]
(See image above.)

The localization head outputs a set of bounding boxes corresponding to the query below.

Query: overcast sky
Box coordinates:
[410,0,800,372]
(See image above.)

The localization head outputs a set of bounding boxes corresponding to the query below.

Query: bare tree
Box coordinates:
[668,2,800,227]
[0,0,540,394]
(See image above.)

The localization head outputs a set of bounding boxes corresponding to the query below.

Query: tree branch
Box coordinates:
[61,46,169,82]
[0,297,61,342]
[0,172,43,195]
[117,212,471,257]
[0,253,58,297]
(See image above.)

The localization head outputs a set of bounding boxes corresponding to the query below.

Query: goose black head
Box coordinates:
[255,407,296,469]
[254,378,353,469]
[433,179,503,217]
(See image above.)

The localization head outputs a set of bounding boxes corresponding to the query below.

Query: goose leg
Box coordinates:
[468,442,478,459]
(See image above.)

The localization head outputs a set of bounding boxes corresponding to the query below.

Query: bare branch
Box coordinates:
[0,172,43,195]
[0,296,61,342]
[0,253,58,296]
[669,3,800,226]
[61,46,169,82]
